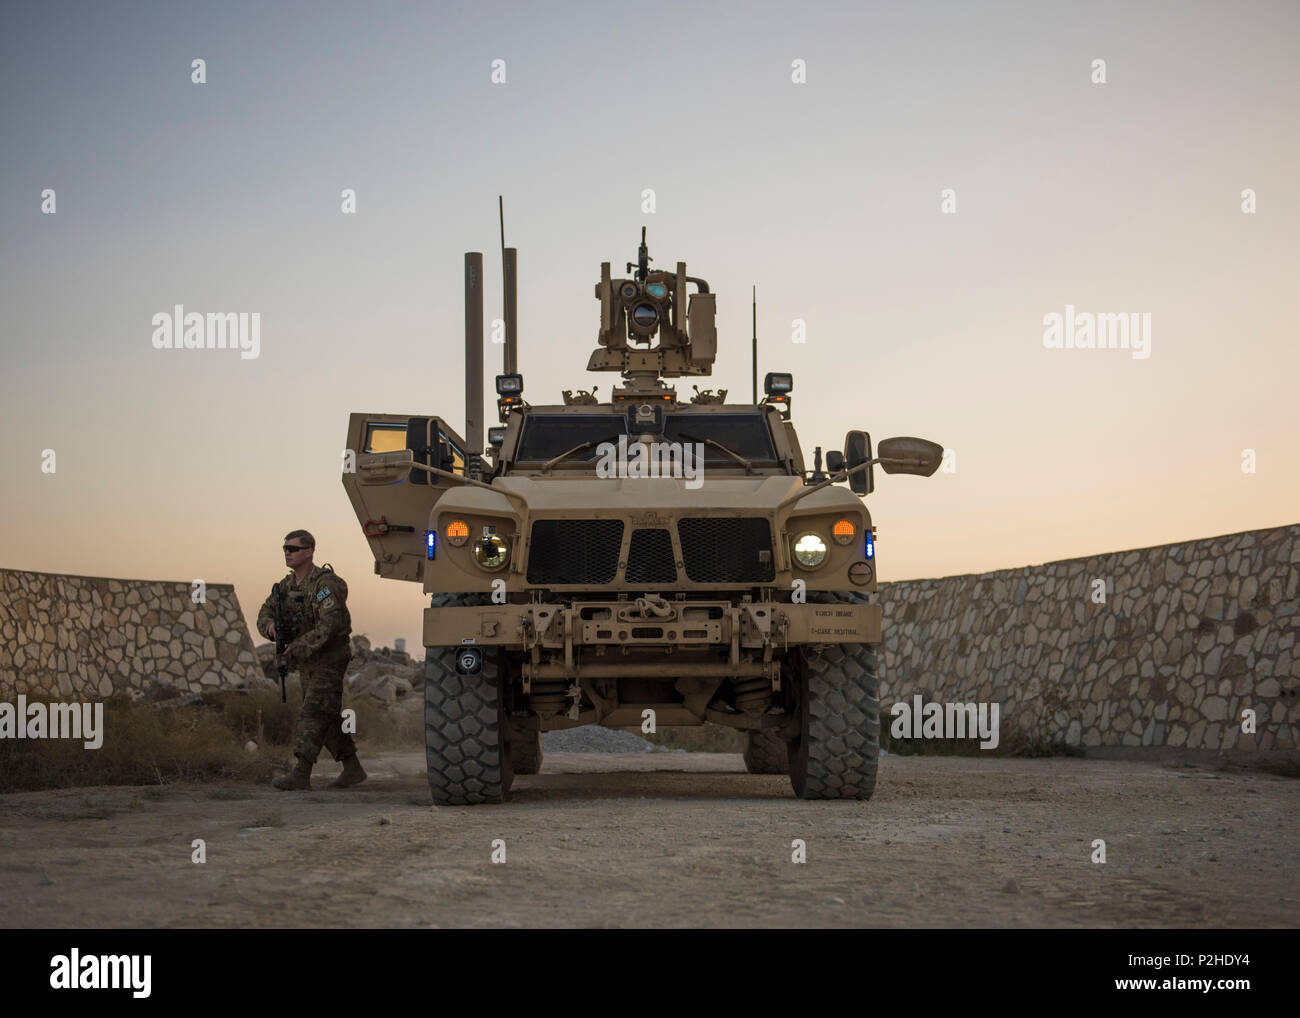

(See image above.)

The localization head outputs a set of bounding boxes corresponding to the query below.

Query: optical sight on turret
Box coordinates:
[587,228,717,394]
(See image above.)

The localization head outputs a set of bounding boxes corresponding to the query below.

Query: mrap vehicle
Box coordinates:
[343,228,942,805]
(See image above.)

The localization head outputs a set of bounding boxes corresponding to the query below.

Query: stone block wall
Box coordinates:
[0,570,263,700]
[3,525,1298,755]
[877,524,1300,752]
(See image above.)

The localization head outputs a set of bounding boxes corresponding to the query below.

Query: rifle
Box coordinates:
[272,583,288,703]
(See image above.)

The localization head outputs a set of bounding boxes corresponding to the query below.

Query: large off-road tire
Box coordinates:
[424,593,512,805]
[787,592,881,800]
[743,729,788,774]
[509,726,543,775]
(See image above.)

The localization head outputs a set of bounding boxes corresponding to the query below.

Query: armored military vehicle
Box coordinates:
[343,228,941,804]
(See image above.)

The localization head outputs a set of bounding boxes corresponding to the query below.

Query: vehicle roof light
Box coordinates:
[496,374,523,395]
[764,372,793,395]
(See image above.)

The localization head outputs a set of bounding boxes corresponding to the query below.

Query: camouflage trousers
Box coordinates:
[292,648,356,764]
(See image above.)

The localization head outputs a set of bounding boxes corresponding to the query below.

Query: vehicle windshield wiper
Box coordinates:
[676,431,754,474]
[538,435,621,473]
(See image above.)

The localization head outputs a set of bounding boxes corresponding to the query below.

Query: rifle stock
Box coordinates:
[272,584,288,703]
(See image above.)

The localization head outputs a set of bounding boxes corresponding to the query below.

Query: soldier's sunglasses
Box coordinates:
[283,544,310,554]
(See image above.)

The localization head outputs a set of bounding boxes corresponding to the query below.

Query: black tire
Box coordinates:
[787,592,881,800]
[510,727,543,775]
[742,729,787,774]
[424,593,512,805]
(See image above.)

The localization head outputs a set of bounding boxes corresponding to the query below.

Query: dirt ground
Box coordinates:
[1,751,1296,928]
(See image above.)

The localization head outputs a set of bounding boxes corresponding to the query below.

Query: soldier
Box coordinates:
[256,530,367,790]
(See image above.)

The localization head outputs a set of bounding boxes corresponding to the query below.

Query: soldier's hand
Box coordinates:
[267,623,277,640]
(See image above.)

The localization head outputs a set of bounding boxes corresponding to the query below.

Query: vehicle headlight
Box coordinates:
[793,532,827,568]
[473,534,510,571]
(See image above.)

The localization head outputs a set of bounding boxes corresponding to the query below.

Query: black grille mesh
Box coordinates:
[527,519,623,584]
[625,529,677,583]
[677,517,775,583]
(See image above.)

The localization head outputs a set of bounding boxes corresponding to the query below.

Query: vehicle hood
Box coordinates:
[436,475,863,516]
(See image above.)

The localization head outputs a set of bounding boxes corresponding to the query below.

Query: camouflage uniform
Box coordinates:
[256,564,355,765]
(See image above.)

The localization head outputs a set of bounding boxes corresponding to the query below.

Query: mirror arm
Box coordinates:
[369,460,531,514]
[775,454,929,513]
[777,457,882,513]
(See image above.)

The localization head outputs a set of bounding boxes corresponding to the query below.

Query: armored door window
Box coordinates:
[363,423,408,454]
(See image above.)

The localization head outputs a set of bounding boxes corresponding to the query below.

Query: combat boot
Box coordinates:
[272,757,313,790]
[330,754,367,788]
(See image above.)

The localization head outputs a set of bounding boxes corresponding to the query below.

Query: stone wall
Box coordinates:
[0,570,263,700]
[877,524,1300,753]
[3,525,1298,754]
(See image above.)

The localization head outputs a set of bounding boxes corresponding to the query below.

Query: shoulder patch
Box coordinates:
[317,586,331,601]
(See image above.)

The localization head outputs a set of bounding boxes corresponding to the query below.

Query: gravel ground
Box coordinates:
[542,726,657,753]
[2,751,1295,928]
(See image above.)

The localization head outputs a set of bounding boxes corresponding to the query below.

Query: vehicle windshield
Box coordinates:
[515,414,626,462]
[665,413,779,465]
[512,411,782,469]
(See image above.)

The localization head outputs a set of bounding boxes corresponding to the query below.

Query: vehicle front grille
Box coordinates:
[677,517,775,583]
[625,528,677,583]
[527,519,623,584]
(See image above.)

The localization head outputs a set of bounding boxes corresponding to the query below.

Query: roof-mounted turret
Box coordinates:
[587,228,717,400]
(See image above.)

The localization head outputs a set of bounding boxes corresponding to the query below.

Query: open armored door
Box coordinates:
[342,413,477,583]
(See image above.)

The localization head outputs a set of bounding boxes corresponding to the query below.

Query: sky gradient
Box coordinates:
[2,0,1297,648]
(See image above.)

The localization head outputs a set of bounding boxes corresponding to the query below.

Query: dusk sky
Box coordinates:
[2,0,1297,647]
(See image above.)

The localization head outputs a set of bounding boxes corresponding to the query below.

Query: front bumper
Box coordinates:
[423,598,881,651]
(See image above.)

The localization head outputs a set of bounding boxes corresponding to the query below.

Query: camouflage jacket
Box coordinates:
[255,564,351,663]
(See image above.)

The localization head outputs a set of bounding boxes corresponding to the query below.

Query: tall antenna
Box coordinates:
[464,252,484,470]
[499,195,517,374]
[751,285,757,403]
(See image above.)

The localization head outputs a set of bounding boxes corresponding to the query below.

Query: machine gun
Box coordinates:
[271,584,288,703]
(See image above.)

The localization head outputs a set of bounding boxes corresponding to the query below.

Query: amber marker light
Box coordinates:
[446,519,470,547]
[832,519,856,545]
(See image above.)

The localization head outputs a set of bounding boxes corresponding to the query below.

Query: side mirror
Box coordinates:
[357,449,414,486]
[877,437,944,476]
[825,450,844,473]
[844,431,874,495]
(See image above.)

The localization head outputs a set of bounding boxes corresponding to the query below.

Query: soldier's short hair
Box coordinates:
[284,529,316,548]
